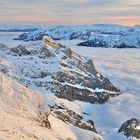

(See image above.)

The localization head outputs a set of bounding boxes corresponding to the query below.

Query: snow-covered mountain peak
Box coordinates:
[43,35,61,49]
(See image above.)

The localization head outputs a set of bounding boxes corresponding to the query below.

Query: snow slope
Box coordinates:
[0,74,65,140]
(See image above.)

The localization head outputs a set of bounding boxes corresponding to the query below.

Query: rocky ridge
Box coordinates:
[6,36,120,103]
[118,118,140,139]
[0,35,121,139]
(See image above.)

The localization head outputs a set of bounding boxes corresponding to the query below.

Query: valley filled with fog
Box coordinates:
[62,40,140,139]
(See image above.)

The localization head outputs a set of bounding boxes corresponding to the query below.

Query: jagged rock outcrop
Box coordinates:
[118,118,140,139]
[10,45,31,56]
[39,36,66,58]
[38,107,51,129]
[50,37,120,103]
[51,105,97,133]
[43,36,61,49]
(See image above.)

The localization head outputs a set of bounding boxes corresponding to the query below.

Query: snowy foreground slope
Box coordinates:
[0,74,103,140]
[14,24,140,48]
[0,32,140,140]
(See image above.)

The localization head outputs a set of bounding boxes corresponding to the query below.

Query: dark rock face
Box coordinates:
[54,83,116,104]
[114,43,136,48]
[0,65,9,74]
[118,118,140,139]
[10,45,31,56]
[14,31,48,41]
[77,40,108,48]
[51,42,120,103]
[51,105,97,133]
[55,85,98,103]
[77,40,137,48]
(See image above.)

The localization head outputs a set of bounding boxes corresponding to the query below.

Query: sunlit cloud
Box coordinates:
[0,0,139,26]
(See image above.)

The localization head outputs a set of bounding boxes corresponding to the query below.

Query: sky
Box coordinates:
[0,0,140,26]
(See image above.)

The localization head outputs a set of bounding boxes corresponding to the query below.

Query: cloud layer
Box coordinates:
[0,0,139,25]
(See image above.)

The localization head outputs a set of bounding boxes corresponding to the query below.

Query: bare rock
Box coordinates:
[65,48,72,58]
[43,36,61,49]
[51,105,97,133]
[10,45,30,56]
[118,118,140,139]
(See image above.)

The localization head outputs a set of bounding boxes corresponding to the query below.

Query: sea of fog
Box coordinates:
[61,40,140,140]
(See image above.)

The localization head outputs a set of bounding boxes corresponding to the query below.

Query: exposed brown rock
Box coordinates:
[65,48,73,58]
[51,105,97,133]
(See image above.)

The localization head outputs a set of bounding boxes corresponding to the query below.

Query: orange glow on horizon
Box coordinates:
[13,15,140,26]
[119,21,139,26]
[111,16,140,26]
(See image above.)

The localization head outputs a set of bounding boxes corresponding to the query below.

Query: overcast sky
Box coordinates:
[0,0,140,26]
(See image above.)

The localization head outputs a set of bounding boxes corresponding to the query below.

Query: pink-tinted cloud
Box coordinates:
[0,0,139,26]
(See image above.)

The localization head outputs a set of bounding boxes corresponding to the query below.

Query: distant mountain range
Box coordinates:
[12,24,140,48]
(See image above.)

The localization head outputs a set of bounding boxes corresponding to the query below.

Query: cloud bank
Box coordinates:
[0,0,139,25]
